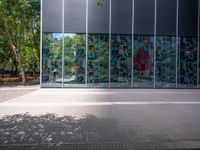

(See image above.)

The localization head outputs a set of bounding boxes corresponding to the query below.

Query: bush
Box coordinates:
[0,76,40,84]
[0,77,20,83]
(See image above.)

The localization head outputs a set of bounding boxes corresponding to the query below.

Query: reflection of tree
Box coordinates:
[64,35,85,76]
[42,34,62,82]
[64,34,85,83]
[64,36,76,75]
[43,34,62,61]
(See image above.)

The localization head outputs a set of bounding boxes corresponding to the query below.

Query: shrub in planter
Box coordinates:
[0,77,20,84]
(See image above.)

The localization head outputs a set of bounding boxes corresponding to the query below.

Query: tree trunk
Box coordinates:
[0,27,27,85]
[33,68,36,79]
[18,56,26,85]
[1,66,5,78]
[34,36,40,64]
[11,46,26,85]
[1,60,7,78]
[12,59,19,77]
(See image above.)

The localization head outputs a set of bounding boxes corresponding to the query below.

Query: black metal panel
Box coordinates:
[134,0,155,35]
[111,0,132,34]
[179,0,198,36]
[42,0,62,32]
[157,0,176,36]
[64,0,86,33]
[88,0,109,34]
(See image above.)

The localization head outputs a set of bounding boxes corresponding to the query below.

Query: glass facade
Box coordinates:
[64,34,86,87]
[178,36,198,88]
[111,34,132,87]
[87,34,109,87]
[133,35,154,88]
[41,0,199,88]
[42,33,62,87]
[156,36,176,88]
[178,0,198,88]
[156,0,176,88]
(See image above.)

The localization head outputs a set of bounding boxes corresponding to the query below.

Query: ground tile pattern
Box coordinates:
[1,89,200,149]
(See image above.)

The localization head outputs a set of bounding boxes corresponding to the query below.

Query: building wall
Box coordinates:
[41,0,200,88]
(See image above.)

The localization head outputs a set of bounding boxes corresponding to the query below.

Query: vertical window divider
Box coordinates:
[176,0,179,88]
[109,0,112,88]
[197,0,200,88]
[62,0,65,88]
[40,0,43,88]
[153,0,157,88]
[131,0,134,88]
[86,0,88,87]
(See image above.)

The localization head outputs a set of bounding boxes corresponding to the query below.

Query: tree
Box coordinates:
[29,0,40,60]
[0,0,40,85]
[0,35,12,77]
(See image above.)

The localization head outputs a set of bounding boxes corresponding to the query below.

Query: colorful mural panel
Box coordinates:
[156,36,176,88]
[133,35,154,87]
[87,34,109,87]
[178,36,197,88]
[42,34,199,88]
[111,35,132,87]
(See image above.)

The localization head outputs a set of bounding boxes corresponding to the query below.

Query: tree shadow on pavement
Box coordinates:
[0,113,128,146]
[0,113,189,150]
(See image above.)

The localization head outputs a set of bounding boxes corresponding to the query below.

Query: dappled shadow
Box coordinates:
[0,113,192,150]
[0,113,129,145]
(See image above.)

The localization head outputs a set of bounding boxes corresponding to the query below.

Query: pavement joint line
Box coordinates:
[0,88,39,91]
[1,139,200,146]
[1,101,200,107]
[31,91,200,95]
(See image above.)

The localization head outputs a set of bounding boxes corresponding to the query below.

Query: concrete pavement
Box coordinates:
[0,85,39,103]
[0,88,200,149]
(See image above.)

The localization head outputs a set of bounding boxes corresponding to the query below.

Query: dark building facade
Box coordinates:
[41,0,200,88]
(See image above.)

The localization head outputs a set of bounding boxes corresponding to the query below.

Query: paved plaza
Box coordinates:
[0,87,200,149]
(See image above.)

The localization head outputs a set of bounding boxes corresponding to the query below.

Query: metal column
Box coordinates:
[153,0,157,88]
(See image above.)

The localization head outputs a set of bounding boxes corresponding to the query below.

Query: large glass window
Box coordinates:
[64,34,86,87]
[133,36,154,87]
[178,37,198,88]
[88,0,109,87]
[156,0,176,88]
[87,34,109,87]
[199,41,200,88]
[156,37,176,87]
[199,3,200,89]
[42,0,62,87]
[178,0,198,88]
[111,35,132,87]
[41,0,200,89]
[64,0,86,87]
[42,33,62,87]
[133,0,155,88]
[110,0,132,87]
